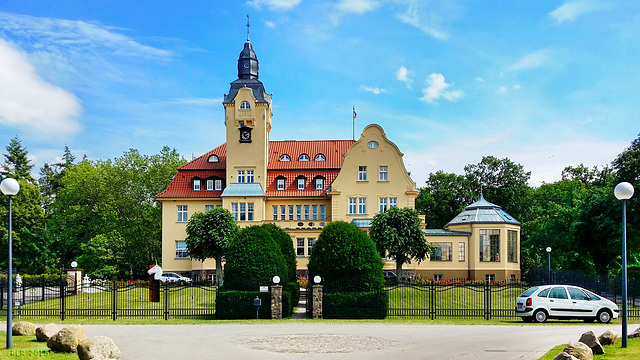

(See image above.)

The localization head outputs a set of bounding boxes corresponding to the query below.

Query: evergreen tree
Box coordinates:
[2,136,34,182]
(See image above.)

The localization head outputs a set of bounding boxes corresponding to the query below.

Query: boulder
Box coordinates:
[77,336,120,360]
[36,323,59,342]
[554,352,580,360]
[12,321,36,336]
[598,330,618,345]
[629,327,640,339]
[47,324,88,353]
[578,331,604,355]
[562,342,593,360]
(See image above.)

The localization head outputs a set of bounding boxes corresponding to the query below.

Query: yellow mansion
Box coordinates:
[157,37,521,282]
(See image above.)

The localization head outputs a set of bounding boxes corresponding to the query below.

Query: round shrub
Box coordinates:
[223,225,287,291]
[308,221,383,285]
[261,223,297,284]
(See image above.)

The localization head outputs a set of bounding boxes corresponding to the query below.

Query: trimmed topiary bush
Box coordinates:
[261,223,297,284]
[308,221,386,319]
[216,290,271,319]
[308,221,383,284]
[223,225,287,291]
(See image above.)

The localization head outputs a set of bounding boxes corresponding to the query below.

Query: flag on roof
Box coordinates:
[353,108,357,119]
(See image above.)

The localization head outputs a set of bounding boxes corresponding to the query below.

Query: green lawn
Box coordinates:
[0,332,75,360]
[538,338,640,360]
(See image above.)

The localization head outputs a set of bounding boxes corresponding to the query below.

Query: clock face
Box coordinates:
[243,63,250,69]
[241,130,250,140]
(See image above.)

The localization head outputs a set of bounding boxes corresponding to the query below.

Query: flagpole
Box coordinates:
[352,106,356,141]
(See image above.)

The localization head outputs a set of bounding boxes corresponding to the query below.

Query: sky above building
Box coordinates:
[0,0,638,187]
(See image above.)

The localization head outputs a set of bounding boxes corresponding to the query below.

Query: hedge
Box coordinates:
[324,290,389,319]
[216,290,271,320]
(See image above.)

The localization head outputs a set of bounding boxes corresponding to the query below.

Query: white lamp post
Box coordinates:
[1,177,20,349]
[614,181,634,348]
[546,247,552,284]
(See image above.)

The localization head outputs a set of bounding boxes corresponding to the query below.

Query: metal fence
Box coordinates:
[0,280,217,320]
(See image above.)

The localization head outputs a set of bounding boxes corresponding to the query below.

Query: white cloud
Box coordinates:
[247,0,301,10]
[475,77,485,83]
[0,38,81,136]
[396,2,449,40]
[360,85,386,95]
[396,66,413,88]
[509,49,551,71]
[496,86,507,95]
[420,73,463,103]
[336,0,380,14]
[265,20,276,28]
[0,12,171,59]
[549,0,609,24]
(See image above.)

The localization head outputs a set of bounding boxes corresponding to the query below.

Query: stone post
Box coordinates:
[312,284,323,319]
[271,285,282,319]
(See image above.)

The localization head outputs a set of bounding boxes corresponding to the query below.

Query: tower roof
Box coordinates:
[445,194,521,227]
[224,39,270,104]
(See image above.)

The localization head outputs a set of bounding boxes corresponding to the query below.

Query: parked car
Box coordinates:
[515,285,619,323]
[160,272,192,284]
[383,271,397,282]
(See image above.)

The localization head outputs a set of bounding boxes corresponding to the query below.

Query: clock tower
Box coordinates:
[223,35,272,191]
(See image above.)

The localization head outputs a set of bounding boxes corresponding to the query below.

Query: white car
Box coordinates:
[516,285,619,323]
[159,272,192,284]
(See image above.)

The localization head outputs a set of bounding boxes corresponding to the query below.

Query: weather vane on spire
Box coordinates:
[246,14,250,41]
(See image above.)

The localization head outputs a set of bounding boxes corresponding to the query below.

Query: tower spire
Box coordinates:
[246,14,250,41]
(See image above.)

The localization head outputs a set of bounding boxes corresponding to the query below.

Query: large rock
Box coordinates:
[562,342,593,360]
[629,327,640,339]
[77,336,120,360]
[554,352,580,360]
[598,330,618,345]
[578,331,604,355]
[12,321,36,336]
[36,323,59,342]
[47,324,87,353]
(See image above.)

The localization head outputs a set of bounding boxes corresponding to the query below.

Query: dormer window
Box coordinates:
[299,154,310,161]
[276,177,286,191]
[279,154,291,162]
[208,155,219,163]
[240,101,251,109]
[193,179,201,191]
[315,178,324,190]
[314,154,326,161]
[296,176,307,190]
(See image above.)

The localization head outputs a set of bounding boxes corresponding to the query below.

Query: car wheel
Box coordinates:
[520,316,533,323]
[597,309,612,323]
[533,309,548,323]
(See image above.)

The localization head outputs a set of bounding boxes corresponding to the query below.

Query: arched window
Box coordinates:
[314,154,326,161]
[240,101,251,109]
[279,154,291,162]
[208,155,219,163]
[299,154,310,161]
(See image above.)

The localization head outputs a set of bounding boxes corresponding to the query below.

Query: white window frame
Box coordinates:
[193,179,201,191]
[206,179,214,191]
[205,205,215,212]
[288,205,294,220]
[247,170,254,183]
[379,198,388,213]
[315,178,324,190]
[215,179,222,191]
[358,198,367,214]
[272,206,278,220]
[299,154,310,161]
[348,198,357,214]
[177,205,188,222]
[280,154,291,162]
[320,205,326,220]
[304,205,310,220]
[237,170,245,183]
[297,178,305,190]
[379,166,388,181]
[277,178,285,191]
[175,241,188,259]
[314,154,325,161]
[280,205,286,221]
[358,166,367,181]
[458,242,466,262]
[240,101,251,109]
[307,238,315,257]
[297,238,305,257]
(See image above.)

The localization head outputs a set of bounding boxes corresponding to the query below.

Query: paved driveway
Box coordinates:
[79,322,639,360]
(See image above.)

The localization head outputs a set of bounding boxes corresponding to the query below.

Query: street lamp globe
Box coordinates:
[546,247,552,253]
[0,178,20,196]
[615,182,634,200]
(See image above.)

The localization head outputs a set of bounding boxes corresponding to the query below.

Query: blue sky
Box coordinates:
[0,0,638,187]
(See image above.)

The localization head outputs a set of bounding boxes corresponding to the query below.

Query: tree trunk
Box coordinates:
[215,256,224,286]
[396,261,404,283]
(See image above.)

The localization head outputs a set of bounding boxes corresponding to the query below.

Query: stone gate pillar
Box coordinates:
[271,285,282,319]
[312,285,323,319]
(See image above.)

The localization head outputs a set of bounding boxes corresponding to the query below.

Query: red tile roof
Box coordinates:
[157,139,354,199]
[156,171,225,198]
[265,170,340,197]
